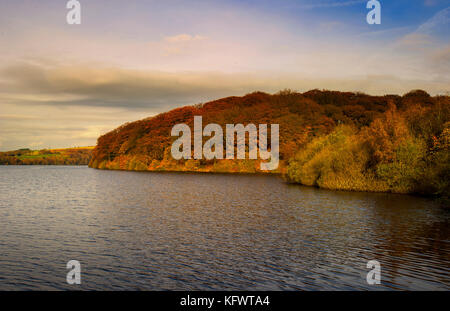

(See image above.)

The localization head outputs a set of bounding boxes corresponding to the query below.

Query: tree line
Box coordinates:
[0,148,93,165]
[89,89,449,199]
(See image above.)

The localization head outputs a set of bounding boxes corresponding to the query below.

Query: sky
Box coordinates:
[0,0,449,150]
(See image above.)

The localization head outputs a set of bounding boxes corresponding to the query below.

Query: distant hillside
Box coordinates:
[0,147,93,165]
[89,89,449,198]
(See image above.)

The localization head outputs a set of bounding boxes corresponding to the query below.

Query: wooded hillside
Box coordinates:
[89,89,449,198]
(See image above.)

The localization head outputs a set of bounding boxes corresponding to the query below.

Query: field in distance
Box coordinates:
[0,147,93,165]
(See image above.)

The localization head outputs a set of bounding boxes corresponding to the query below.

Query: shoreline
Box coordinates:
[1,164,446,203]
[89,166,447,203]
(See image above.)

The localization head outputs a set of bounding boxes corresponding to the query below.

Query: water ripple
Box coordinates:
[0,166,449,290]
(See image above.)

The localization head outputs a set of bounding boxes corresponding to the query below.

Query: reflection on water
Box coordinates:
[0,166,448,290]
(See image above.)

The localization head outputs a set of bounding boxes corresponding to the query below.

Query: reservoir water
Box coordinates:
[0,166,448,290]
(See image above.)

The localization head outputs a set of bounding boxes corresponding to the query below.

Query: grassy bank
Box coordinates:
[0,147,94,165]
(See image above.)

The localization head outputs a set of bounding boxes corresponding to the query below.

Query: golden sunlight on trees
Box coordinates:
[88,89,449,199]
[286,94,449,199]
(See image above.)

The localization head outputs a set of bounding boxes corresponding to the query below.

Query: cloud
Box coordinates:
[161,34,208,56]
[392,7,450,75]
[1,61,448,112]
[164,34,207,43]
[0,102,151,151]
[416,6,450,37]
[297,0,366,9]
[430,45,450,66]
[318,21,344,32]
[0,114,39,120]
[397,33,433,47]
[1,63,266,109]
[392,6,449,47]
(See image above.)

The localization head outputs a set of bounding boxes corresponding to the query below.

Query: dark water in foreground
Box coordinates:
[0,166,449,290]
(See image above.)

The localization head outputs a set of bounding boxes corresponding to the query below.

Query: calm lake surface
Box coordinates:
[0,166,449,290]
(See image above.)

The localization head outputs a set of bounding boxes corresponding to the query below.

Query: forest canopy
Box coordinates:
[89,89,449,199]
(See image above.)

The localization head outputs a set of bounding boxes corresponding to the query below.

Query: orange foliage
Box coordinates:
[89,89,449,183]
